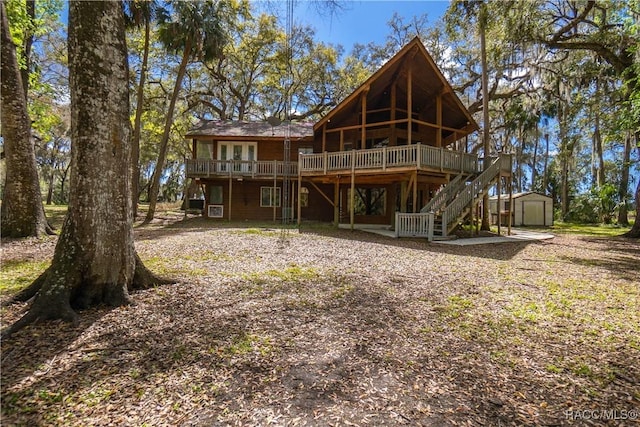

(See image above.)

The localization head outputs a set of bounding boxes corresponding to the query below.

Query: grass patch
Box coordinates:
[550,221,631,237]
[224,332,273,357]
[43,204,68,230]
[241,265,319,284]
[0,259,49,295]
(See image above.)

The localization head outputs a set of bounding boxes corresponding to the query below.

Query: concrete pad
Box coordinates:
[434,230,554,246]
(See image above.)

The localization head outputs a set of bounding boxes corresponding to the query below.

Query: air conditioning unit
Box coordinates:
[208,205,224,218]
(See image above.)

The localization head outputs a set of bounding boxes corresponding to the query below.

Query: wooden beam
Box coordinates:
[407,63,412,146]
[361,89,368,149]
[322,124,326,152]
[297,165,302,225]
[334,178,340,225]
[412,171,418,212]
[436,93,442,147]
[228,175,232,221]
[324,118,409,134]
[497,176,501,235]
[308,180,335,207]
[273,166,277,222]
[391,83,397,146]
[350,156,355,230]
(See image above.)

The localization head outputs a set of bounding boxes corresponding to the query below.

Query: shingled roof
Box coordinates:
[185,120,315,140]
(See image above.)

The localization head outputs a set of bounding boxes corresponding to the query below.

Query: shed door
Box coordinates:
[522,201,545,226]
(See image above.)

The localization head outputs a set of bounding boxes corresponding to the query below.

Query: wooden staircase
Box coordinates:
[436,156,503,237]
[396,155,508,240]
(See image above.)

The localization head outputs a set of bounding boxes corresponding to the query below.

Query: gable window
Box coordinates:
[260,187,281,207]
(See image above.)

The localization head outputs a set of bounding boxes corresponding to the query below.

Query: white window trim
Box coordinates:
[260,187,281,208]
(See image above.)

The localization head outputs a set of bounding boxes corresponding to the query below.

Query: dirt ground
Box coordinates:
[1,218,639,426]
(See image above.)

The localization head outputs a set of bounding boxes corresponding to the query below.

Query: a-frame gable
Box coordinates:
[315,37,478,146]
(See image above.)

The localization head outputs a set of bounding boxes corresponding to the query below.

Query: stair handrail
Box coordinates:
[441,156,502,235]
[420,173,466,214]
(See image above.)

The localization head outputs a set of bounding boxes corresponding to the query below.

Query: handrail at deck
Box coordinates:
[300,144,480,175]
[186,159,298,178]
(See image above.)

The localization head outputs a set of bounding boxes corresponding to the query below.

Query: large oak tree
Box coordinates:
[3,0,163,337]
[1,1,53,238]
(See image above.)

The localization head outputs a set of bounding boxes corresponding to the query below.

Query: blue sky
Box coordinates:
[285,1,450,47]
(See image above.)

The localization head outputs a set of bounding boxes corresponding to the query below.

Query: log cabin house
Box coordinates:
[185,37,512,239]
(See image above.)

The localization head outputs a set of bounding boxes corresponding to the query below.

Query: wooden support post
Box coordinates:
[273,161,277,222]
[361,89,368,149]
[508,172,513,235]
[436,93,442,147]
[322,124,327,152]
[412,171,418,213]
[497,175,502,235]
[228,174,232,222]
[350,156,355,230]
[334,178,340,225]
[297,164,302,226]
[400,181,407,213]
[391,83,397,146]
[475,202,480,236]
[407,64,412,146]
[323,151,328,175]
[291,179,296,224]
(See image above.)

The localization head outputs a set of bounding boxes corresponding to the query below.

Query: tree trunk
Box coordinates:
[144,39,192,223]
[623,178,640,238]
[592,105,605,188]
[542,132,550,193]
[531,118,539,190]
[0,2,52,238]
[479,3,491,231]
[131,17,150,221]
[21,0,35,98]
[617,132,632,226]
[46,172,54,205]
[2,0,166,338]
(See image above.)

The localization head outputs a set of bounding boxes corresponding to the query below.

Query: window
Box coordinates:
[208,205,224,218]
[196,141,213,159]
[209,185,223,204]
[218,142,257,173]
[299,147,314,155]
[261,187,281,207]
[300,187,309,208]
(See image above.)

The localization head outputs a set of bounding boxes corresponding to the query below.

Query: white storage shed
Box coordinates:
[489,192,553,227]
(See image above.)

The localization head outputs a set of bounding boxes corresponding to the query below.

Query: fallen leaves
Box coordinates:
[1,222,639,426]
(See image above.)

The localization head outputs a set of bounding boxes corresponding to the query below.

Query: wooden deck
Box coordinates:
[186,159,297,179]
[186,146,511,182]
[299,144,482,177]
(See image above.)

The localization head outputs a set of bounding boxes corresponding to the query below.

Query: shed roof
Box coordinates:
[489,192,552,200]
[314,37,479,140]
[185,120,315,140]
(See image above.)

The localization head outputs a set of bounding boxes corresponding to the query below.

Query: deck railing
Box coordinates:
[186,159,297,178]
[420,173,466,214]
[441,155,502,236]
[300,144,480,175]
[395,212,435,241]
